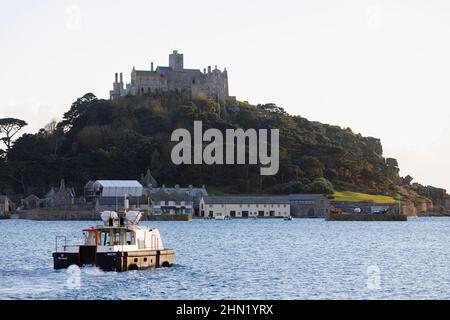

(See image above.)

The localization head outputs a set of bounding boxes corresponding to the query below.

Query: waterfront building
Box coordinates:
[139,169,208,215]
[200,196,291,219]
[149,190,194,216]
[89,180,144,211]
[20,194,41,210]
[41,179,76,208]
[148,185,208,216]
[20,180,77,210]
[288,194,331,218]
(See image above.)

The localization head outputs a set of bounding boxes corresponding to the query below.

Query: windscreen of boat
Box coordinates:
[100,230,112,246]
[99,229,135,246]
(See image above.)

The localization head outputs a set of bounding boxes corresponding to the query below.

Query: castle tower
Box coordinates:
[169,50,184,71]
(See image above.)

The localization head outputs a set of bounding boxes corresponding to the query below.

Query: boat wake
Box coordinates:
[83,267,108,276]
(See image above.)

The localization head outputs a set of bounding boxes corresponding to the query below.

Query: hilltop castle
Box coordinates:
[110,50,235,103]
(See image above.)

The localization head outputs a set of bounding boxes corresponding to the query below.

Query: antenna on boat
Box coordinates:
[124,194,130,213]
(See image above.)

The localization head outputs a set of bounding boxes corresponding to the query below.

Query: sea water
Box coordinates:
[0,218,449,300]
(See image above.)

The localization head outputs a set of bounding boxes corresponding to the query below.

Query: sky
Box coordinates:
[0,0,449,191]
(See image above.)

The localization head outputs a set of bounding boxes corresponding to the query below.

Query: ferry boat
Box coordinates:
[53,210,175,272]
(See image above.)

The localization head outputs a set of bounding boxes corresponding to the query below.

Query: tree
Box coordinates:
[59,93,98,130]
[0,118,28,150]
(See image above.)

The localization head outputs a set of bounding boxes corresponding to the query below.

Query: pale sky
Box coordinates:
[1,0,449,191]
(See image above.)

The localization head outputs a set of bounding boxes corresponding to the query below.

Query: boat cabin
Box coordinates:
[53,210,175,272]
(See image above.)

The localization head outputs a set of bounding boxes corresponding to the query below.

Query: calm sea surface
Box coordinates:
[0,218,449,300]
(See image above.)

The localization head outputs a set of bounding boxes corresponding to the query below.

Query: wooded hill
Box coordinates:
[0,92,448,211]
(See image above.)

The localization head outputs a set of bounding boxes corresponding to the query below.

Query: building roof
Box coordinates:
[134,70,164,78]
[155,66,172,72]
[141,169,158,188]
[22,194,40,201]
[156,66,203,77]
[94,180,143,197]
[150,187,208,198]
[84,180,95,189]
[203,196,290,205]
[150,192,192,203]
[45,187,76,199]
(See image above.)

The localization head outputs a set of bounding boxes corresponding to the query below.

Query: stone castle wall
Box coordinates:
[111,51,232,103]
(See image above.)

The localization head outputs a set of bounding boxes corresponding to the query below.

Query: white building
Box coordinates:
[150,191,194,215]
[200,196,291,219]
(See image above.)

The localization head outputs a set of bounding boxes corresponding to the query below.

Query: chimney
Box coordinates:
[203,68,206,74]
[208,66,211,74]
[151,62,154,71]
[115,73,118,83]
[120,73,123,83]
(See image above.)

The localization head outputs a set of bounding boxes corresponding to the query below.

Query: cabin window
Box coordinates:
[114,231,120,245]
[100,231,112,246]
[84,232,96,245]
[126,231,135,245]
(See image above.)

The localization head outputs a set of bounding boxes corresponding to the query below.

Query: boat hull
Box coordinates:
[53,249,176,272]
